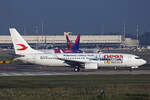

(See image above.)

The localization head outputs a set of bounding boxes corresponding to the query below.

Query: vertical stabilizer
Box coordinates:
[9,28,41,55]
[72,34,80,51]
[66,35,72,49]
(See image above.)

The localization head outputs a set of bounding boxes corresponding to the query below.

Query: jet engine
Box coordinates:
[84,62,98,69]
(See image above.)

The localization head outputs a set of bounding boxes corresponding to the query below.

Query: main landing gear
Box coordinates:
[129,68,133,72]
[129,66,138,72]
[74,66,80,72]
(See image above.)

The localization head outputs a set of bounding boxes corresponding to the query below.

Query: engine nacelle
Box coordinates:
[131,66,138,69]
[84,62,98,69]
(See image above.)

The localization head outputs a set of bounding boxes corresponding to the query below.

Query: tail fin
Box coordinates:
[72,34,80,51]
[9,28,41,55]
[66,35,72,49]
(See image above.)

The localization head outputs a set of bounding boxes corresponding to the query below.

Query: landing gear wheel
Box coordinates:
[74,67,80,72]
[129,67,133,72]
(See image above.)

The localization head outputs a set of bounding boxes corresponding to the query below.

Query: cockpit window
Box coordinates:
[135,57,140,59]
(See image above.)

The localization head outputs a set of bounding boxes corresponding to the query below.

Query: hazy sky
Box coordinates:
[0,0,150,35]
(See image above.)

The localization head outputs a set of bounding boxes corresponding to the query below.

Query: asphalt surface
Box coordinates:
[1,70,150,76]
[0,64,150,76]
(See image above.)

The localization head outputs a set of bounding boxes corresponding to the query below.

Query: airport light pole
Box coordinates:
[121,24,126,48]
[136,24,139,49]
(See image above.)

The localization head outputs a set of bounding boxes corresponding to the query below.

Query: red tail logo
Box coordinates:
[16,44,28,51]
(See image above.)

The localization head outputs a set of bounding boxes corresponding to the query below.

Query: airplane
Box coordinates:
[54,34,81,53]
[10,28,146,72]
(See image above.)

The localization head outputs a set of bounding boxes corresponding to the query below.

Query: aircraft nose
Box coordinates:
[141,59,147,65]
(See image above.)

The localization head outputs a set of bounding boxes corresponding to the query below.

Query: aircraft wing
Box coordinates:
[58,57,98,69]
[57,56,97,67]
[57,57,85,67]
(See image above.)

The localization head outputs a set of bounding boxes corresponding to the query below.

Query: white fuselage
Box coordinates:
[17,53,146,68]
